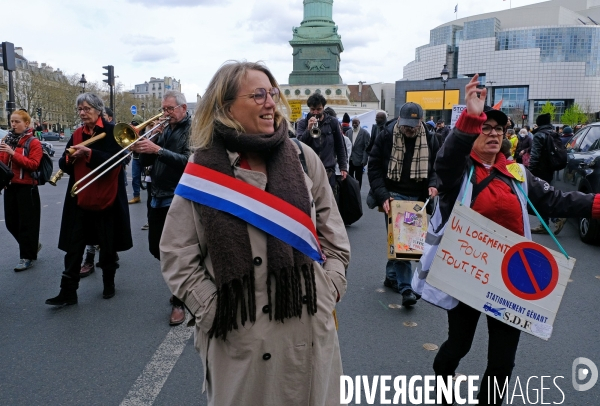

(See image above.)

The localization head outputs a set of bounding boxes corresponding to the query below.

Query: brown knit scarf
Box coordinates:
[193,120,317,340]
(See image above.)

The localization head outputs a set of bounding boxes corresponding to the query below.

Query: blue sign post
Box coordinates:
[130,105,137,116]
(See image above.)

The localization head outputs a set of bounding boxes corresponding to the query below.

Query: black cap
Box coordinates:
[483,105,508,126]
[398,102,423,127]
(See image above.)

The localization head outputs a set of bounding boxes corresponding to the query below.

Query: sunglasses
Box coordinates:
[238,88,280,105]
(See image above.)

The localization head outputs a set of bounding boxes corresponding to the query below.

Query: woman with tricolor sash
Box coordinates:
[159,61,350,406]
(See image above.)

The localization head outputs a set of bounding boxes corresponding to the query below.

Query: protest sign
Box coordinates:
[387,200,427,261]
[426,204,575,340]
[450,105,466,129]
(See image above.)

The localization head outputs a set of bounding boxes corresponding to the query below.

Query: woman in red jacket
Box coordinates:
[0,110,43,271]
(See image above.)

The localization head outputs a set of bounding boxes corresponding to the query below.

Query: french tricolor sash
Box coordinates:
[175,162,324,264]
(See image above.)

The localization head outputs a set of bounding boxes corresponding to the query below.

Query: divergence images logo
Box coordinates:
[572,357,598,392]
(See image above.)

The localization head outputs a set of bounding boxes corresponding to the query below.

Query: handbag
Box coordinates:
[522,152,531,167]
[0,160,14,190]
[338,175,363,225]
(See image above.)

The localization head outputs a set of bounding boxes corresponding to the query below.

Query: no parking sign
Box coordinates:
[426,204,575,340]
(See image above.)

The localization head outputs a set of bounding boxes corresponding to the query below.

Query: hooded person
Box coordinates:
[341,112,351,133]
[560,125,573,146]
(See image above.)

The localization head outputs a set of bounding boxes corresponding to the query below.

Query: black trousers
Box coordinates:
[145,181,152,218]
[61,208,118,291]
[348,162,364,190]
[3,184,41,260]
[433,302,521,405]
[148,205,183,307]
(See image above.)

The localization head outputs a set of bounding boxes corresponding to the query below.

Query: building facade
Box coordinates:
[131,76,181,100]
[400,0,600,126]
[1,47,73,130]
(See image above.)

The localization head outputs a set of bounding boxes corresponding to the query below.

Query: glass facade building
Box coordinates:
[401,0,600,126]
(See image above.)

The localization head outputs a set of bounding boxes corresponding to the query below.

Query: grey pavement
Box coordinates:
[0,148,599,405]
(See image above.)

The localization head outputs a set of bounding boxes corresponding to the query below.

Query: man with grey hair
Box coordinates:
[130,90,191,326]
[46,92,132,305]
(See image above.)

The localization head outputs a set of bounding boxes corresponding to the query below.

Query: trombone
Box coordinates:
[70,112,167,197]
[49,132,108,186]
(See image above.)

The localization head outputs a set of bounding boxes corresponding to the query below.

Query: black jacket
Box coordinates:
[435,125,596,228]
[368,120,439,204]
[58,118,133,252]
[435,126,450,145]
[345,127,370,166]
[297,114,348,172]
[140,112,192,199]
[367,122,386,154]
[529,124,555,181]
[514,134,532,162]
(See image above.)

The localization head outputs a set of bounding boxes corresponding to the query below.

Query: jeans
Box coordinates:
[131,158,142,198]
[384,192,418,294]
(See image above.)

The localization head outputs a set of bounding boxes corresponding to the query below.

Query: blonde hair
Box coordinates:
[191,61,290,149]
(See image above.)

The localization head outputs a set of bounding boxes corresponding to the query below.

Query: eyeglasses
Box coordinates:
[161,105,181,113]
[482,125,505,135]
[76,107,93,113]
[238,88,280,105]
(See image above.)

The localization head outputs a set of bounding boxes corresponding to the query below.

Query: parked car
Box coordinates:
[555,122,600,243]
[41,132,61,141]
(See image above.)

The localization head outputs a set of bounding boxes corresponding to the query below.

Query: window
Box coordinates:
[579,127,600,152]
[567,128,588,151]
[493,87,529,121]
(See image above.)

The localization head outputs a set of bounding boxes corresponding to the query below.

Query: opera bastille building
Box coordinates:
[399,0,600,125]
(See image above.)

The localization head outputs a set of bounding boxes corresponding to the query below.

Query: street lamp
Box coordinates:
[486,80,496,106]
[440,64,449,123]
[358,81,365,107]
[141,102,145,120]
[79,74,87,93]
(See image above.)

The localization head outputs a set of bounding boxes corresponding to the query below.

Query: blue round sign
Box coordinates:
[501,242,558,300]
[130,105,137,115]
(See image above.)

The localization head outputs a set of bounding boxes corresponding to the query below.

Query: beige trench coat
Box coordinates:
[160,139,351,406]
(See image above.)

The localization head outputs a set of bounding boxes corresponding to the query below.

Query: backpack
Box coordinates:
[545,131,568,171]
[24,137,53,185]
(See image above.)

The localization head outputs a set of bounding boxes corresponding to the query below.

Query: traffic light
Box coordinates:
[522,114,528,120]
[102,65,114,86]
[36,107,42,117]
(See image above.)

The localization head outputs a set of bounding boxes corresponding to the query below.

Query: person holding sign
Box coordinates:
[158,61,350,405]
[368,102,439,306]
[414,75,600,405]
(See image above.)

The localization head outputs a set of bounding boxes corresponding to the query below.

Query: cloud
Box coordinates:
[121,35,174,46]
[242,0,302,45]
[125,0,228,7]
[132,45,177,62]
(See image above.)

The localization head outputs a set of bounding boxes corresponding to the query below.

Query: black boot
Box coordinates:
[45,289,78,306]
[102,270,115,299]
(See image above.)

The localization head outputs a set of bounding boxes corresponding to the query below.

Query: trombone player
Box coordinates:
[128,90,192,326]
[46,93,133,306]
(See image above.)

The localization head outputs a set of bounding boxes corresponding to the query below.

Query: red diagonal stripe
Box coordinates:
[518,249,541,293]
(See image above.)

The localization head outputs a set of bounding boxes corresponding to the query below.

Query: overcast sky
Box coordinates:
[7,0,547,102]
